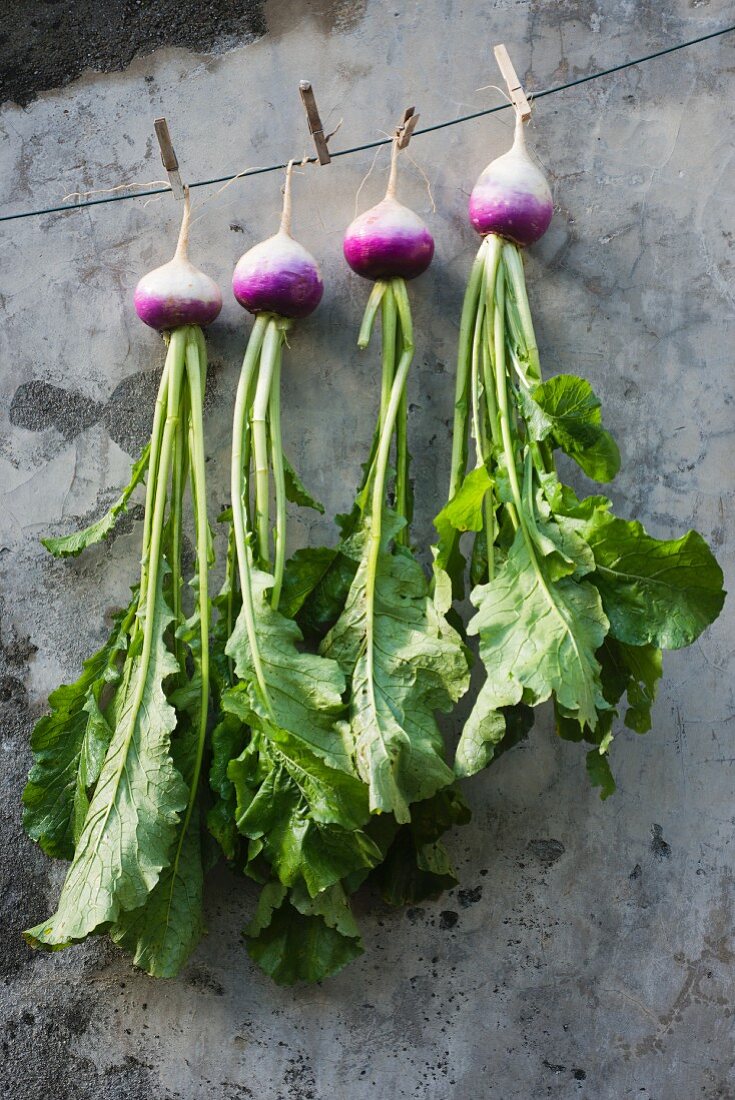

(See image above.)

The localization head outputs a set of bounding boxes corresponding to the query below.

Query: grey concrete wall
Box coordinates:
[1,2,733,1097]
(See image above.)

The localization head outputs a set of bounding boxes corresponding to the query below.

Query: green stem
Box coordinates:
[225,524,237,687]
[448,242,487,500]
[380,286,397,431]
[393,279,410,544]
[492,264,523,535]
[469,291,496,579]
[268,337,287,609]
[502,242,542,385]
[502,244,553,473]
[395,386,409,540]
[470,286,487,465]
[494,278,589,661]
[230,314,270,706]
[129,327,185,749]
[169,382,189,676]
[180,328,210,836]
[493,268,561,614]
[358,280,387,348]
[252,317,279,568]
[364,277,415,700]
[481,235,502,442]
[138,345,172,622]
[365,343,414,714]
[522,446,548,551]
[481,322,499,447]
[353,283,394,506]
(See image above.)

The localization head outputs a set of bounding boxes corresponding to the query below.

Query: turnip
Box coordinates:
[134,194,222,328]
[232,168,323,320]
[468,112,553,245]
[343,146,434,281]
[436,104,724,789]
[24,189,220,977]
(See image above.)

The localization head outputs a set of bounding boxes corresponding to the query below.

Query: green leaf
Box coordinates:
[494,703,535,758]
[207,714,246,861]
[322,513,469,823]
[225,567,351,771]
[280,545,342,621]
[521,375,620,482]
[109,719,203,978]
[555,700,603,744]
[582,513,725,649]
[246,880,363,985]
[455,707,507,778]
[224,565,377,893]
[283,452,325,514]
[434,465,494,596]
[23,597,135,860]
[469,524,488,587]
[435,465,493,538]
[460,529,610,772]
[586,748,616,800]
[621,644,661,733]
[371,786,471,905]
[598,637,662,734]
[531,484,597,581]
[42,444,150,557]
[228,730,380,896]
[553,638,661,795]
[293,546,359,641]
[107,566,213,978]
[24,573,188,948]
[456,663,536,784]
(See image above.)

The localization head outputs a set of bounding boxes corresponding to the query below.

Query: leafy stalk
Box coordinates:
[25,325,214,975]
[322,278,469,824]
[268,338,288,609]
[109,329,212,976]
[216,308,377,981]
[437,237,725,790]
[252,319,280,569]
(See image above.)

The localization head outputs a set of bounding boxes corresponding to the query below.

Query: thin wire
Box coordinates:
[1,23,732,226]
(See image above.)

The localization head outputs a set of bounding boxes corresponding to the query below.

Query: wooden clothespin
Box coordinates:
[396,106,420,149]
[493,44,531,121]
[298,81,331,165]
[153,117,185,199]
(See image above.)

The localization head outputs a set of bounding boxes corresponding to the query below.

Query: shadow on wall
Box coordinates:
[9,365,221,457]
[1,0,372,110]
[1,0,267,108]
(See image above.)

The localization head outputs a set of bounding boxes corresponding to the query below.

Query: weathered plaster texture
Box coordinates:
[1,1,733,1097]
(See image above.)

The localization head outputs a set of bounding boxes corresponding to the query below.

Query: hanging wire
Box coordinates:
[0,23,732,226]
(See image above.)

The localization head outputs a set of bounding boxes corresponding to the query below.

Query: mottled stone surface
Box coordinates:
[0,2,733,1097]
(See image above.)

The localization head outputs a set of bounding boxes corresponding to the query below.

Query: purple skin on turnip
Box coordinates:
[232,163,323,320]
[343,138,434,281]
[134,189,222,330]
[468,113,553,246]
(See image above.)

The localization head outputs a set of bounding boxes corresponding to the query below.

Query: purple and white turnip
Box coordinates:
[343,148,434,281]
[135,191,222,329]
[468,112,553,246]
